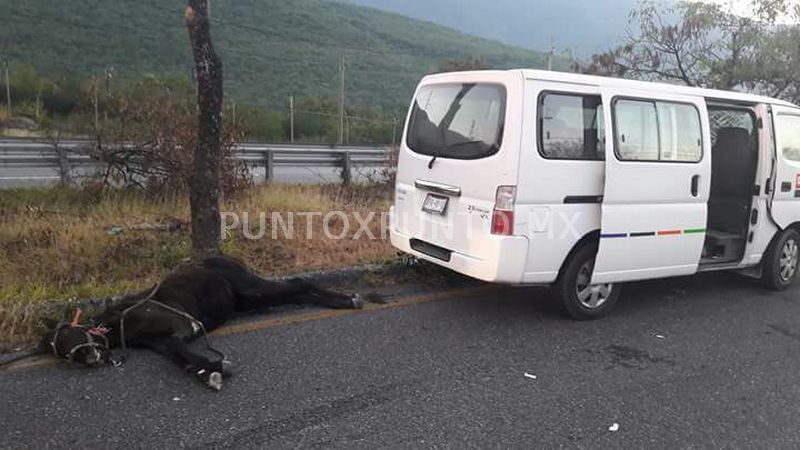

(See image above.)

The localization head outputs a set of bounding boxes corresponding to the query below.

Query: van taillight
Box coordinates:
[491,186,516,236]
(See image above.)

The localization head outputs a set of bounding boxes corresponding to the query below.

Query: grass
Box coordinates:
[0,183,396,351]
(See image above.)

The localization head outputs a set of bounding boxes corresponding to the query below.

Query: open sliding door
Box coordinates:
[591,88,711,284]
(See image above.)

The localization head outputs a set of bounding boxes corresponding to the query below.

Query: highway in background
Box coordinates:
[0,139,389,188]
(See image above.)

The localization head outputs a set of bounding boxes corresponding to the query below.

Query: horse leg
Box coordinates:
[167,337,229,390]
[283,279,363,310]
[139,337,227,391]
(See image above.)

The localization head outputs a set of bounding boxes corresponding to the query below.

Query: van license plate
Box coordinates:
[422,194,448,215]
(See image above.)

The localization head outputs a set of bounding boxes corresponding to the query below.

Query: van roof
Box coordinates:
[427,69,799,109]
[521,69,800,108]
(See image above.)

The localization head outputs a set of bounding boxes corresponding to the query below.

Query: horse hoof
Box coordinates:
[207,372,223,391]
[351,294,364,310]
[221,360,234,378]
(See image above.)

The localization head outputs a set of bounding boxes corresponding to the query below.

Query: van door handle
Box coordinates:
[691,175,700,197]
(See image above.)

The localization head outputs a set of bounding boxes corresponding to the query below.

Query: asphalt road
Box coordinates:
[3,271,800,448]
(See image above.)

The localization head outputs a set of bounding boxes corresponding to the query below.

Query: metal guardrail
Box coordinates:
[0,138,392,185]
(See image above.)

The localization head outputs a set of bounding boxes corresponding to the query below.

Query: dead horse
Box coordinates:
[43,256,362,390]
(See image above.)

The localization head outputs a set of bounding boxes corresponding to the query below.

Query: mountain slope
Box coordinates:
[0,0,552,109]
[336,0,642,54]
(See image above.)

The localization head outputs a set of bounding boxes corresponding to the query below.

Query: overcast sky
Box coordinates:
[710,0,755,14]
[732,0,798,23]
[705,0,788,18]
[340,0,789,54]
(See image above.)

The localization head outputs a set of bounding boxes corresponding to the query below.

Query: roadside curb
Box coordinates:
[277,260,407,285]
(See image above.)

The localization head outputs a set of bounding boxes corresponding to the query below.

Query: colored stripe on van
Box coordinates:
[600,228,707,239]
[683,228,707,234]
[600,233,628,239]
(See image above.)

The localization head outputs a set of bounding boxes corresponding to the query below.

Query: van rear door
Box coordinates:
[391,72,525,280]
[592,88,711,284]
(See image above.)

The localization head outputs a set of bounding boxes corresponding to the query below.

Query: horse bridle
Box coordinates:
[49,321,111,367]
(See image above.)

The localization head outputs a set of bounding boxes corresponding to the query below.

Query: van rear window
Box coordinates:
[406,83,506,160]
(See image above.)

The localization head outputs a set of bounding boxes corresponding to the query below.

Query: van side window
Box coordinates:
[777,115,800,162]
[614,99,703,162]
[539,93,604,160]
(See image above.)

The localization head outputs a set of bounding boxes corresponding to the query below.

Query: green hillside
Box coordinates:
[0,0,553,110]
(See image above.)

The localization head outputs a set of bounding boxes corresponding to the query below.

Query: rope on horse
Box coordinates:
[115,283,227,366]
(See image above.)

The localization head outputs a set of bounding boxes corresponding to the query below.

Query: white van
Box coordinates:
[390,69,800,319]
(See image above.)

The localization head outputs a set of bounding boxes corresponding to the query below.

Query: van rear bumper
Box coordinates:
[389,226,529,284]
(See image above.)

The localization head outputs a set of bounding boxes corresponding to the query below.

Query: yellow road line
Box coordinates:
[211,284,499,338]
[1,355,54,372]
[2,284,500,373]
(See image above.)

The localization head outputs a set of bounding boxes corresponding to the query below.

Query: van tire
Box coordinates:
[761,228,800,291]
[553,244,621,320]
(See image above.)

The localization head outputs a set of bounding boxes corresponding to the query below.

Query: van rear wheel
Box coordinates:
[554,244,621,320]
[761,228,800,291]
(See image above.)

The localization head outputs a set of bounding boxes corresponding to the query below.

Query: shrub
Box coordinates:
[85,78,251,196]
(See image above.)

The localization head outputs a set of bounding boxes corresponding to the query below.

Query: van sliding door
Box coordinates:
[591,89,711,284]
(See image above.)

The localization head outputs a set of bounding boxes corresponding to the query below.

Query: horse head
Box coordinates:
[43,309,112,367]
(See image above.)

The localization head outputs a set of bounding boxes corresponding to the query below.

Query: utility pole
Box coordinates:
[190,64,198,110]
[547,37,555,71]
[231,100,236,127]
[289,95,295,143]
[3,60,10,117]
[392,117,398,149]
[104,66,114,122]
[105,66,114,96]
[92,75,99,130]
[339,54,346,145]
[35,81,42,119]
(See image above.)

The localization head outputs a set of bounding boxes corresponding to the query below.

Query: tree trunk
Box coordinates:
[185,0,223,257]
